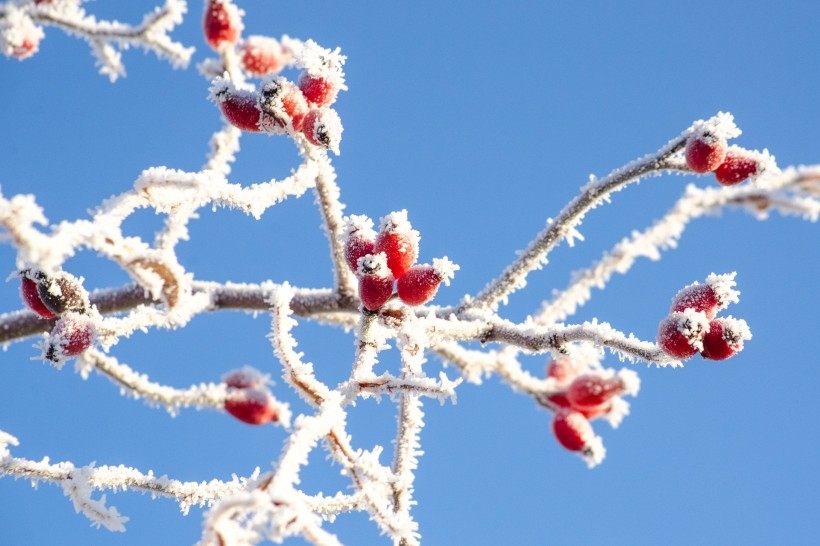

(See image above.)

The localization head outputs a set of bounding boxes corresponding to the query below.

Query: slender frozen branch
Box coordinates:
[537,165,820,324]
[13,0,195,81]
[76,349,228,415]
[457,113,739,313]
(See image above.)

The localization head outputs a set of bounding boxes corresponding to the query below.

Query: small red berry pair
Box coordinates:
[344,212,458,311]
[222,367,280,425]
[656,273,751,360]
[685,134,764,186]
[19,269,96,362]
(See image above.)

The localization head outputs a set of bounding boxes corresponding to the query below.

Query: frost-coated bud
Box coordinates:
[396,258,458,306]
[374,210,420,280]
[45,312,96,363]
[203,0,243,51]
[685,133,727,173]
[240,36,289,76]
[714,149,759,186]
[224,387,278,425]
[700,317,751,361]
[357,253,394,311]
[343,215,377,273]
[36,271,88,316]
[302,108,343,154]
[259,77,309,133]
[546,359,578,385]
[657,310,710,359]
[222,366,267,389]
[1,10,44,60]
[670,273,739,319]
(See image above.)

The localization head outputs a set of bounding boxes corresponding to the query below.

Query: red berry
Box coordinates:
[670,284,720,319]
[223,367,265,389]
[212,85,262,132]
[374,211,419,279]
[670,273,739,319]
[357,254,394,311]
[546,359,577,384]
[397,266,440,306]
[700,317,750,360]
[657,311,708,359]
[547,393,610,420]
[714,150,758,186]
[46,312,96,362]
[239,36,289,76]
[343,216,377,274]
[3,13,43,60]
[302,108,343,153]
[20,272,57,319]
[566,375,624,410]
[298,72,339,107]
[259,77,309,132]
[203,0,243,51]
[685,134,727,173]
[225,388,278,425]
[552,410,594,452]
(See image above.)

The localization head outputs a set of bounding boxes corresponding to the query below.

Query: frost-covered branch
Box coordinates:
[537,165,820,324]
[1,0,194,81]
[458,113,738,312]
[0,430,260,530]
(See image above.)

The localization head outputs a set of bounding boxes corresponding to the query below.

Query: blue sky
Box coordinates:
[1,1,818,544]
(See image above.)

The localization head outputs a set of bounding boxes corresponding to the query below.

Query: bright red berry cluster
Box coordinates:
[685,133,767,186]
[544,359,639,459]
[656,273,751,361]
[19,269,96,363]
[222,367,280,425]
[203,2,346,153]
[343,212,458,311]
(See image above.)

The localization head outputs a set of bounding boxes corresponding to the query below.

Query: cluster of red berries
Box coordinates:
[685,132,767,186]
[222,367,280,425]
[544,359,639,460]
[1,6,46,60]
[656,273,751,361]
[205,0,344,153]
[342,212,458,311]
[19,269,96,363]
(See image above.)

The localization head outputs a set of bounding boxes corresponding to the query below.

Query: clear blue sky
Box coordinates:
[1,1,818,544]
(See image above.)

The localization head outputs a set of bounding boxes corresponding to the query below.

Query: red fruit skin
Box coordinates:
[345,233,376,273]
[298,72,338,107]
[374,232,417,279]
[685,135,727,173]
[359,274,394,311]
[259,80,308,132]
[670,284,720,319]
[21,277,57,319]
[46,313,96,361]
[302,109,322,146]
[203,0,241,50]
[700,320,738,360]
[240,37,287,76]
[714,152,758,186]
[552,410,593,452]
[225,388,278,425]
[397,265,441,306]
[282,90,308,131]
[566,375,623,410]
[217,90,262,132]
[546,359,577,384]
[547,393,610,420]
[657,315,699,359]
